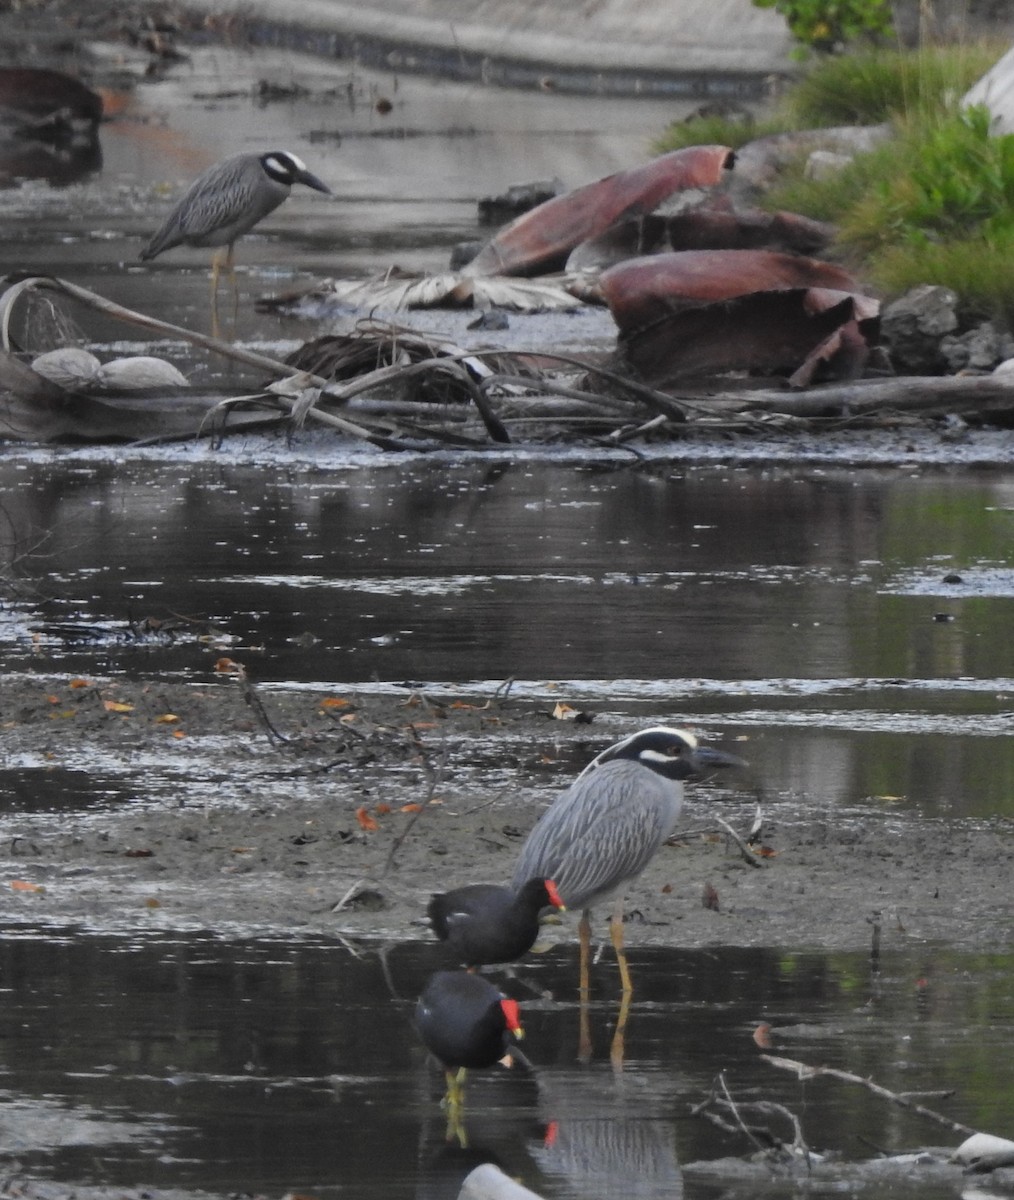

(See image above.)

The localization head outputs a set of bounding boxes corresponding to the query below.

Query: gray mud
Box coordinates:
[4,673,1012,955]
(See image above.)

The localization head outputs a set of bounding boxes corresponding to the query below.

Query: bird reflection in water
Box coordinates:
[529,1065,684,1200]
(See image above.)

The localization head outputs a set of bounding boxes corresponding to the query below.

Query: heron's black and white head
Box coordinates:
[580,726,744,783]
[259,151,332,195]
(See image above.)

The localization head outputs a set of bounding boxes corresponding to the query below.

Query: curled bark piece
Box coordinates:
[464,145,735,277]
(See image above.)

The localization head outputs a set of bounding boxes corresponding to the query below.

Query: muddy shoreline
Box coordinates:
[4,671,1012,956]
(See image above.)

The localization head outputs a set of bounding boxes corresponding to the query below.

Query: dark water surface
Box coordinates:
[4,455,1014,819]
[2,927,1012,1200]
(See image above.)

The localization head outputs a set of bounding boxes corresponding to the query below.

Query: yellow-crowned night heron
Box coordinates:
[140,150,331,330]
[510,727,743,1001]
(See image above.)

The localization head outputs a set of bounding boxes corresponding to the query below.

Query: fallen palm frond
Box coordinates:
[3,275,1014,448]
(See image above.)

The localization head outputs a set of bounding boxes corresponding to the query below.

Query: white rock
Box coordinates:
[951,1132,1014,1165]
[992,358,1014,378]
[804,149,854,181]
[31,347,101,388]
[95,356,190,390]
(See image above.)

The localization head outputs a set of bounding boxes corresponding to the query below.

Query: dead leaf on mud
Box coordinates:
[10,880,45,893]
[215,657,244,675]
[319,696,351,709]
[703,882,720,911]
[123,849,154,858]
[356,806,379,832]
[552,702,577,719]
[155,713,180,724]
[103,699,134,713]
[68,677,91,689]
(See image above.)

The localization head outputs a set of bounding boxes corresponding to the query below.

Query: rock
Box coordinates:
[804,150,854,181]
[950,1132,1014,1171]
[95,356,190,390]
[477,178,564,226]
[459,1164,546,1200]
[940,321,1014,372]
[31,347,101,388]
[880,284,960,373]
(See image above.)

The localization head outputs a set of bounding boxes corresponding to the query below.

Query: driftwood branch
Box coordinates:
[699,374,1014,418]
[761,1054,977,1137]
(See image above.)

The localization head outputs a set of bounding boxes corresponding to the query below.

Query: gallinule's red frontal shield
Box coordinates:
[416,970,524,1109]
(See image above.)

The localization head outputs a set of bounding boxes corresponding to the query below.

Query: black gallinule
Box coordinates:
[427,877,566,967]
[416,970,524,1109]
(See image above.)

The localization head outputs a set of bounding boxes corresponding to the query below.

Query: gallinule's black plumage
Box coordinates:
[427,877,565,967]
[416,970,524,1108]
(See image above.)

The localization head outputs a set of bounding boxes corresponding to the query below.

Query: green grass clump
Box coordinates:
[653,42,1014,322]
[762,104,1014,320]
[783,42,1005,125]
[653,112,785,154]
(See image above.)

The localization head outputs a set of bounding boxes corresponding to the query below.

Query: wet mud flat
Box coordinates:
[3,670,1012,955]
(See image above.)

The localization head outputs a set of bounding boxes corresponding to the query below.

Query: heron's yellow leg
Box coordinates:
[610,895,634,996]
[225,243,239,327]
[209,247,227,340]
[578,910,593,1062]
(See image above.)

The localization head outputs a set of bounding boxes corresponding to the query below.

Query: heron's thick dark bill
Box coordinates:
[296,169,332,195]
[688,745,748,774]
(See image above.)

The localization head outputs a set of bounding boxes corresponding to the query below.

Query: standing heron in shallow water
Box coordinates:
[139,150,331,335]
[509,726,743,1057]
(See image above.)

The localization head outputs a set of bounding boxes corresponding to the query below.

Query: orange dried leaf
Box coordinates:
[155,713,180,724]
[375,803,392,816]
[319,697,351,709]
[46,694,60,704]
[215,657,243,674]
[356,806,378,832]
[11,880,45,893]
[552,702,577,720]
[400,803,423,813]
[145,897,161,909]
[103,700,134,713]
[68,677,91,689]
[753,1023,773,1049]
[753,845,780,858]
[171,729,187,739]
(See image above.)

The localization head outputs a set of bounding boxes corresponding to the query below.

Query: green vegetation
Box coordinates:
[752,0,893,56]
[654,42,1014,323]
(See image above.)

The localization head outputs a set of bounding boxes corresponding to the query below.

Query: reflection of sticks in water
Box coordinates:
[692,1070,812,1164]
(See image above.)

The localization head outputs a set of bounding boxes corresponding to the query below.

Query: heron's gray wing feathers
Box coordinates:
[510,760,682,910]
[142,154,288,258]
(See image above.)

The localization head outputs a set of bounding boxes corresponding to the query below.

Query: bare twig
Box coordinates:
[382,726,449,874]
[761,1054,976,1137]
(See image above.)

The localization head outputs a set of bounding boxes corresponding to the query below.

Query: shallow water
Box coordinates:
[4,456,1014,820]
[2,926,1012,1200]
